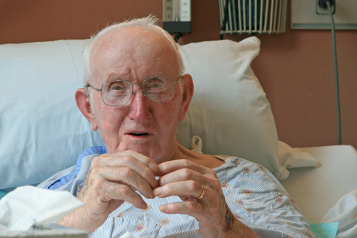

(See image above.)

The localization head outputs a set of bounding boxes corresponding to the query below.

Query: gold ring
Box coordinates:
[197,185,205,200]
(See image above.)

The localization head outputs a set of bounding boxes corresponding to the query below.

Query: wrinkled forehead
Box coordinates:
[90,27,179,82]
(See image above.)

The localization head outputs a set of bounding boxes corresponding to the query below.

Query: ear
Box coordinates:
[178,74,194,121]
[75,88,98,131]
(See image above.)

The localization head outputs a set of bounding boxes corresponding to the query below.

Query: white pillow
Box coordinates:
[278,141,318,168]
[0,37,285,191]
[0,40,104,190]
[177,37,286,179]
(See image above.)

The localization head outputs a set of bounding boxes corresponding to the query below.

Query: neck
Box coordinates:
[168,143,225,169]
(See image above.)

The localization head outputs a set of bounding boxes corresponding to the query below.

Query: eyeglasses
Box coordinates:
[84,76,180,107]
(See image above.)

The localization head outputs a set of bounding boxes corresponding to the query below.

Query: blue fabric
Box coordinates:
[74,146,107,174]
[46,173,78,190]
[41,150,315,238]
[307,219,339,238]
[0,191,7,200]
[45,146,107,190]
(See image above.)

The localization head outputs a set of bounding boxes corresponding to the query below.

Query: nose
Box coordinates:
[127,86,152,122]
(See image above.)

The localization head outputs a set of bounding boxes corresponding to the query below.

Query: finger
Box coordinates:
[93,180,147,210]
[157,168,209,187]
[92,153,159,189]
[153,180,203,199]
[157,159,216,178]
[92,166,155,199]
[159,201,204,217]
[101,150,160,174]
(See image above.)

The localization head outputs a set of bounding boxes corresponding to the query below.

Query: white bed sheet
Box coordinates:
[280,145,357,224]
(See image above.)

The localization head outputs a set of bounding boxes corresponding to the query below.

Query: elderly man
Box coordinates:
[39,16,314,238]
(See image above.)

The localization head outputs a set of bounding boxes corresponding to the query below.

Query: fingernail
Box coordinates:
[159,205,167,212]
[153,188,162,197]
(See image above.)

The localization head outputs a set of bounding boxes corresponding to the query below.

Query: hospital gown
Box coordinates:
[38,146,315,238]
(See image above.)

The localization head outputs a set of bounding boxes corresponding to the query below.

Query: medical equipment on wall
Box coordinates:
[292,0,342,145]
[163,0,191,42]
[219,0,287,38]
[320,0,341,145]
[219,0,344,145]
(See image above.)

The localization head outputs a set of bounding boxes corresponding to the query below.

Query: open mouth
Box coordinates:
[129,132,149,136]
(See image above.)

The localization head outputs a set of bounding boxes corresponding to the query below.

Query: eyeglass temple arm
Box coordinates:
[174,75,182,84]
[84,84,101,96]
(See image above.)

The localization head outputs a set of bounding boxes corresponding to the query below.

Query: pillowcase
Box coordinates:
[278,141,318,168]
[0,37,285,191]
[177,37,286,179]
[0,40,104,190]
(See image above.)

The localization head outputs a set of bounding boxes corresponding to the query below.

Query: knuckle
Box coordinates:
[90,166,102,175]
[180,168,192,178]
[187,180,199,191]
[118,184,132,196]
[208,169,217,178]
[92,176,104,186]
[141,167,153,179]
[124,150,137,157]
[105,182,116,192]
[172,202,182,212]
[101,192,111,201]
[163,183,178,195]
[88,178,103,192]
[212,179,221,189]
[90,156,102,167]
[186,201,199,212]
[101,184,116,201]
[181,159,192,167]
[162,184,173,194]
[119,167,133,178]
[120,155,133,163]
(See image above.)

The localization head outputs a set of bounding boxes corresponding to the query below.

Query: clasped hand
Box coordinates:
[69,150,239,238]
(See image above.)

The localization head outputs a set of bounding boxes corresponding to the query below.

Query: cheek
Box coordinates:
[158,101,181,133]
[94,101,124,135]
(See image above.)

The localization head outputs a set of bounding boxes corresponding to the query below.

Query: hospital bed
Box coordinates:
[1,37,357,237]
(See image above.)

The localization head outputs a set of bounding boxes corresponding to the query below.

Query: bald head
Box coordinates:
[90,27,180,84]
[83,16,184,86]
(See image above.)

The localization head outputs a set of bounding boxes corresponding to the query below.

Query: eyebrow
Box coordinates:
[104,73,165,82]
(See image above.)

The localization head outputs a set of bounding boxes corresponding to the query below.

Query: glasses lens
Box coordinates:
[102,80,132,106]
[143,77,175,102]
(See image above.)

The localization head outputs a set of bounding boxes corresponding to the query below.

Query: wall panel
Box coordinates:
[0,0,356,148]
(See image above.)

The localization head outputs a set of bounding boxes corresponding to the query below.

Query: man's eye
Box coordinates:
[112,85,123,90]
[109,82,126,91]
[147,82,165,90]
[150,83,161,88]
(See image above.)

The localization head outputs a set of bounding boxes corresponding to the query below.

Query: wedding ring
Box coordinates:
[196,185,205,200]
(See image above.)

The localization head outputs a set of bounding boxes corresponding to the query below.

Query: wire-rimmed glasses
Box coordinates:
[85,76,180,107]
